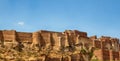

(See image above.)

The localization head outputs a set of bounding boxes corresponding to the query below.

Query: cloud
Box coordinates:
[18,21,24,26]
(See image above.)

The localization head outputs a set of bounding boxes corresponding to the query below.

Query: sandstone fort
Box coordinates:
[0,30,119,61]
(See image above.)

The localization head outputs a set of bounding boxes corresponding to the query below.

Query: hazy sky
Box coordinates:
[0,0,120,38]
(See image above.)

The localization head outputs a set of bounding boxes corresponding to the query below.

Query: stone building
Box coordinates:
[0,30,119,61]
[90,36,120,61]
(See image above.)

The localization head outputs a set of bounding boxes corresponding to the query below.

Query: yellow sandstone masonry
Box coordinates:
[0,30,120,61]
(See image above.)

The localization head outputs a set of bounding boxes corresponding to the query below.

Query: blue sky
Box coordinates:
[0,0,120,38]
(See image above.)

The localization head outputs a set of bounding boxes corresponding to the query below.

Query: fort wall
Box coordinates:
[0,30,3,41]
[2,30,16,42]
[16,32,32,42]
[0,30,120,61]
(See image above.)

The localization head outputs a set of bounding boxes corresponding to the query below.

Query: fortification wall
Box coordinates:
[39,30,51,47]
[0,30,3,41]
[89,35,97,40]
[73,30,87,37]
[16,32,32,42]
[94,49,104,61]
[93,40,101,48]
[0,30,120,61]
[110,50,119,61]
[103,50,110,61]
[64,30,76,46]
[2,30,16,42]
[32,32,40,45]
